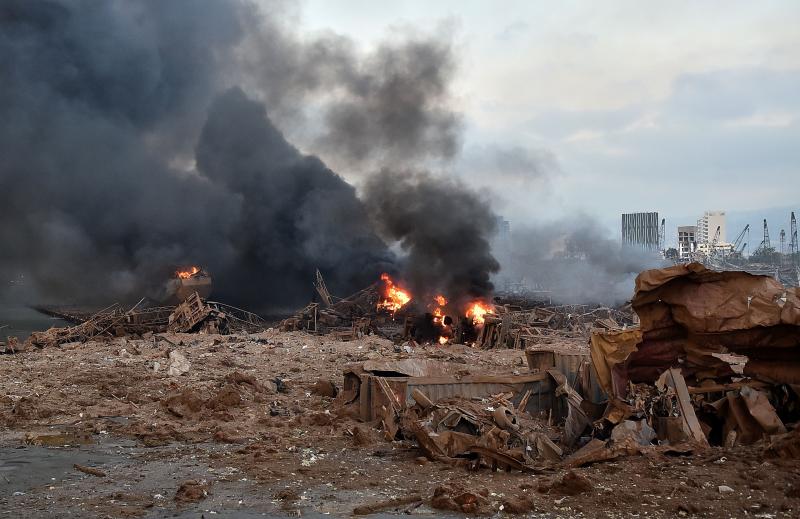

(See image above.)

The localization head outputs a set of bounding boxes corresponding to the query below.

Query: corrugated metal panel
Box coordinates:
[553,352,588,388]
[358,373,565,421]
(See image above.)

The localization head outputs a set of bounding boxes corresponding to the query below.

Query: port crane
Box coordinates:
[731,224,749,257]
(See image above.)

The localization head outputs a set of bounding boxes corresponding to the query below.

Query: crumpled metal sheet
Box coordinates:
[591,262,800,388]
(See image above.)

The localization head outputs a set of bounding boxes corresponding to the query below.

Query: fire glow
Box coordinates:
[375,274,495,344]
[377,273,411,313]
[466,301,493,325]
[432,294,448,344]
[176,266,200,279]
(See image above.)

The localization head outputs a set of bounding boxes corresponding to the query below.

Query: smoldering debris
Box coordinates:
[338,263,800,475]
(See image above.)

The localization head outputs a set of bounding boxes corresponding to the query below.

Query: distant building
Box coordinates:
[696,211,726,244]
[492,215,512,258]
[495,216,511,241]
[621,212,659,250]
[677,225,697,261]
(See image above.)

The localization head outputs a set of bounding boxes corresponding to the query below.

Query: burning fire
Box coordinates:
[431,295,447,322]
[176,266,200,279]
[375,274,492,344]
[431,295,450,344]
[377,273,411,313]
[466,301,494,325]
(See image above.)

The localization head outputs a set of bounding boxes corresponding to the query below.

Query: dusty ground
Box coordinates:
[1,330,799,518]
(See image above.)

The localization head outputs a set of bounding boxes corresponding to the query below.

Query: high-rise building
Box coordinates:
[492,216,512,257]
[677,225,697,260]
[696,211,726,244]
[621,212,659,250]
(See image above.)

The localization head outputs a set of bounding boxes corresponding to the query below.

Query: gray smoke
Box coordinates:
[364,170,500,307]
[494,217,665,305]
[0,0,464,309]
[317,38,461,168]
[238,10,460,170]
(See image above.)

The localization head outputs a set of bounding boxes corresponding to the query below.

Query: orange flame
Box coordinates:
[176,266,200,279]
[377,273,411,313]
[434,294,447,307]
[438,336,449,345]
[466,301,494,325]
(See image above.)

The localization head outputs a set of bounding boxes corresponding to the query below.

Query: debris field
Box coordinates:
[1,262,799,517]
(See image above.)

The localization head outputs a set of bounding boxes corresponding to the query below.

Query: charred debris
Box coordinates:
[3,262,800,474]
[298,263,800,472]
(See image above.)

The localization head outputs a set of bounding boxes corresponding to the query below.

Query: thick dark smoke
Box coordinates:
[316,38,461,168]
[364,170,499,307]
[195,88,392,307]
[493,217,665,305]
[0,0,464,310]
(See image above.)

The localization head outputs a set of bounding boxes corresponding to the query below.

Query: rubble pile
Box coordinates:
[476,303,637,349]
[279,282,382,340]
[19,292,267,351]
[340,262,800,475]
[278,270,638,349]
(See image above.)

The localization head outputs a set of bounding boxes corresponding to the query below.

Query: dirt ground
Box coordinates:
[1,330,799,518]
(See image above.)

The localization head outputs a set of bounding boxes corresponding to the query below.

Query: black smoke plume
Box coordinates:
[195,88,392,307]
[364,170,500,307]
[0,0,475,311]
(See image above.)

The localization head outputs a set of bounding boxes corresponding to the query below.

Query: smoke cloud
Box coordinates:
[364,170,499,307]
[5,0,642,313]
[493,217,665,305]
[0,0,464,309]
[195,88,392,307]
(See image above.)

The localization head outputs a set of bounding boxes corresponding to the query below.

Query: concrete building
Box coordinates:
[621,212,660,250]
[696,211,726,244]
[677,225,697,261]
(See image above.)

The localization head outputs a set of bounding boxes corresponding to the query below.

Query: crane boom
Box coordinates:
[732,224,749,252]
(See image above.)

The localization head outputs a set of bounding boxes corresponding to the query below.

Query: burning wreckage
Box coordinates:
[318,263,800,479]
[4,262,800,479]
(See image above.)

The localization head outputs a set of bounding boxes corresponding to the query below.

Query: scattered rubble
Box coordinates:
[22,292,269,350]
[2,262,799,516]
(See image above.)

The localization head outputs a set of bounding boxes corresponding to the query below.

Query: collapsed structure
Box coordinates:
[334,262,800,473]
[9,292,267,352]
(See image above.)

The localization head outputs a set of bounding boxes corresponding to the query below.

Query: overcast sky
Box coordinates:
[297,1,799,235]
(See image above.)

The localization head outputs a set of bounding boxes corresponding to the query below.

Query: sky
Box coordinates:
[296,0,800,239]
